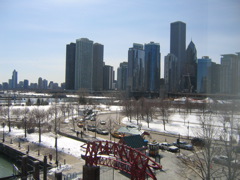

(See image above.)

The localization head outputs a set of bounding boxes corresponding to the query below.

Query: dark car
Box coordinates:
[159,142,179,153]
[191,137,205,147]
[96,128,109,135]
[173,141,194,150]
[87,125,96,132]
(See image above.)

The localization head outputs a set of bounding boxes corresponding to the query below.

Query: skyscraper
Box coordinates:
[197,56,212,93]
[92,43,104,91]
[127,43,145,92]
[220,53,240,94]
[144,42,160,92]
[170,21,186,91]
[65,42,76,90]
[12,69,18,89]
[75,38,93,91]
[184,40,197,92]
[103,65,114,90]
[164,53,178,93]
[117,62,128,91]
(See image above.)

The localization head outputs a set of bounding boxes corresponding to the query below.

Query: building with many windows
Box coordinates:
[170,21,186,92]
[75,38,93,91]
[164,53,178,93]
[145,42,160,92]
[117,62,128,91]
[103,65,114,90]
[127,43,145,92]
[65,43,76,90]
[220,53,240,95]
[197,56,212,93]
[92,43,104,91]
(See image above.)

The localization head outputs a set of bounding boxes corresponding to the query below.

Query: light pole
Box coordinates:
[2,122,5,143]
[55,134,58,167]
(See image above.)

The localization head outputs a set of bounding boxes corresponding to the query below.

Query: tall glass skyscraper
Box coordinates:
[164,53,178,93]
[65,42,76,90]
[127,43,145,92]
[75,38,93,91]
[197,56,212,93]
[117,62,128,91]
[145,42,160,92]
[170,21,186,91]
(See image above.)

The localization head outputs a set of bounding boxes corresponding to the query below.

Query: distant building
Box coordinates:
[38,77,43,89]
[220,53,240,95]
[43,79,48,89]
[170,21,186,92]
[127,43,145,92]
[23,80,29,89]
[117,62,128,91]
[211,62,221,94]
[65,43,76,90]
[12,70,18,89]
[144,42,160,92]
[92,43,104,91]
[103,65,114,90]
[164,53,178,93]
[197,56,212,93]
[75,38,93,91]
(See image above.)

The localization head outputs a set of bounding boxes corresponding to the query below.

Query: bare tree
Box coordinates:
[32,108,46,143]
[21,107,30,138]
[122,98,134,122]
[219,101,240,180]
[179,114,222,180]
[158,100,171,131]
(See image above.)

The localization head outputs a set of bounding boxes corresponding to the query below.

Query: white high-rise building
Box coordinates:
[74,38,93,91]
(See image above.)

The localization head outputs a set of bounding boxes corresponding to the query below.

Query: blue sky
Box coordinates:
[0,0,239,84]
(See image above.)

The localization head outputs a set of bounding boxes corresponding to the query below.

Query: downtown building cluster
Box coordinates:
[0,70,64,90]
[118,21,240,97]
[65,38,115,92]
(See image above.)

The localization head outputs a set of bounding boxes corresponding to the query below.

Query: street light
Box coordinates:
[2,122,5,143]
[55,134,58,167]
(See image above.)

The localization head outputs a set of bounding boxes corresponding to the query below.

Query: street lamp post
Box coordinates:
[2,122,5,143]
[55,134,58,167]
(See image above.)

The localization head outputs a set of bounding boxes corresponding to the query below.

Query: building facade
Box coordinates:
[183,40,197,92]
[92,43,104,91]
[127,43,145,92]
[220,53,240,95]
[103,65,114,90]
[117,62,128,91]
[75,38,93,91]
[170,21,186,92]
[12,69,18,89]
[65,42,76,90]
[164,53,178,93]
[144,42,160,92]
[197,56,212,93]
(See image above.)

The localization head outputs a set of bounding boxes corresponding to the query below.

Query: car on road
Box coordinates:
[213,155,240,168]
[87,125,96,132]
[159,142,179,153]
[96,128,109,135]
[173,141,194,150]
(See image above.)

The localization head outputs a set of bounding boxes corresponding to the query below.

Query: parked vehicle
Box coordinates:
[159,142,179,153]
[100,120,106,125]
[96,128,109,135]
[191,137,205,147]
[87,125,96,132]
[173,141,194,150]
[213,155,240,168]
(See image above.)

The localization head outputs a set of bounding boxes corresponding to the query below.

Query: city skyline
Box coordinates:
[1,0,240,84]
